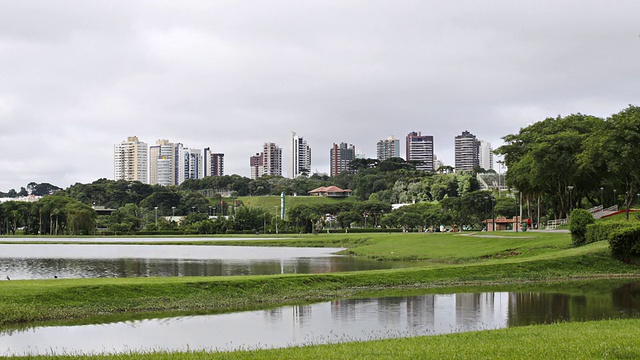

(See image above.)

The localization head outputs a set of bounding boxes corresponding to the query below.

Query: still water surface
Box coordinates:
[0,244,413,280]
[1,282,639,356]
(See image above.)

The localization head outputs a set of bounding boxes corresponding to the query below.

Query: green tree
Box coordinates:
[66,201,97,235]
[496,113,605,218]
[336,211,363,229]
[580,106,640,220]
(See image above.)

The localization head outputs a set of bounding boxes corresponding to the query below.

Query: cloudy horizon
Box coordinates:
[1,1,639,192]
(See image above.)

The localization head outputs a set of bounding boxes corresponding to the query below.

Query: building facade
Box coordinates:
[376,136,401,161]
[405,132,434,171]
[114,136,148,183]
[249,153,264,180]
[250,142,282,179]
[290,132,311,178]
[182,148,204,181]
[478,140,493,171]
[455,131,480,172]
[204,148,224,177]
[149,139,183,186]
[330,142,356,177]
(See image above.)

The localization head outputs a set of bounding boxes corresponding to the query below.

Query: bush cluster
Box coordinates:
[569,209,595,246]
[609,225,640,262]
[585,221,637,244]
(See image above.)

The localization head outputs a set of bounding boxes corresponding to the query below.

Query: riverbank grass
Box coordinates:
[10,319,640,359]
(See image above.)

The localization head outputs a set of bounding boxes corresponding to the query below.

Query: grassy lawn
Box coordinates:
[237,195,355,210]
[599,209,640,222]
[10,319,640,359]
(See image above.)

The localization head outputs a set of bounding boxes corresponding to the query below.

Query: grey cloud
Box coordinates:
[1,1,639,190]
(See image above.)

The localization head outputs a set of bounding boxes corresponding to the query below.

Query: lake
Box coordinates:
[0,243,413,279]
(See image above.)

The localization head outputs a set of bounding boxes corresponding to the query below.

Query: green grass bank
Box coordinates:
[1,232,639,326]
[7,319,640,359]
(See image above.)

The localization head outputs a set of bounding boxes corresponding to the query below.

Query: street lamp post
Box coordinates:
[491,196,496,232]
[613,189,617,207]
[154,207,158,226]
[567,185,574,214]
[172,206,176,217]
[514,190,519,232]
[600,187,604,207]
[484,196,489,231]
[274,206,279,234]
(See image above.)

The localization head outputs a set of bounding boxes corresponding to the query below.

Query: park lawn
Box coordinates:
[237,195,356,210]
[336,231,571,261]
[599,210,640,222]
[9,318,640,359]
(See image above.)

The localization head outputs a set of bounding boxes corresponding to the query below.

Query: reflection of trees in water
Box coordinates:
[3,256,405,279]
[507,284,640,327]
[612,282,640,310]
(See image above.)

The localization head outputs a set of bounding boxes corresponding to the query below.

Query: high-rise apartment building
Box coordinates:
[182,148,204,181]
[114,136,148,183]
[376,136,401,161]
[290,132,311,178]
[149,139,183,186]
[455,131,480,172]
[478,140,493,171]
[330,142,356,177]
[250,142,282,179]
[249,153,264,180]
[406,132,434,171]
[263,142,282,176]
[204,148,224,177]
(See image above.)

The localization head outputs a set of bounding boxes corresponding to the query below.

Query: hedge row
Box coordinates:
[585,221,637,244]
[569,209,595,246]
[609,225,640,261]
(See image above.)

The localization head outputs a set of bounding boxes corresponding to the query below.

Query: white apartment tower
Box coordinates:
[290,132,311,178]
[114,136,148,183]
[377,136,401,161]
[479,140,494,171]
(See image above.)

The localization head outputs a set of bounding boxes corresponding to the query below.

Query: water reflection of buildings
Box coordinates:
[330,293,510,334]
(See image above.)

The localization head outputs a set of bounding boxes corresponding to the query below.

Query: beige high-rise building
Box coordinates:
[114,136,148,183]
[250,142,282,179]
[149,139,183,186]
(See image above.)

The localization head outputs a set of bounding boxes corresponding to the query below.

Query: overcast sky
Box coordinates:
[1,1,639,192]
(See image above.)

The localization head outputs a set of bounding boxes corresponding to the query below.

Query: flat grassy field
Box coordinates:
[9,319,640,359]
[237,195,356,210]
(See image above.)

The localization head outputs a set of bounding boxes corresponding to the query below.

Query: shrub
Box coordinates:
[609,225,640,262]
[586,221,637,244]
[569,209,595,247]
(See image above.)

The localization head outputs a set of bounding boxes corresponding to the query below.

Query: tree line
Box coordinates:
[496,105,640,221]
[0,158,521,235]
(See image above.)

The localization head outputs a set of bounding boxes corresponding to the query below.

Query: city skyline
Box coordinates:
[113,129,496,186]
[2,2,639,191]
